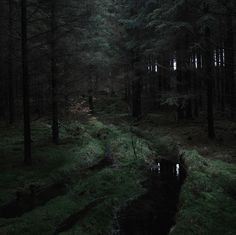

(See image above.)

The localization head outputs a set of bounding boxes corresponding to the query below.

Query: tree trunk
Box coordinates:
[21,0,32,164]
[225,14,235,119]
[220,44,225,113]
[192,50,199,117]
[196,49,203,109]
[204,26,215,139]
[185,67,193,119]
[88,86,94,114]
[8,0,14,124]
[176,51,184,120]
[50,0,59,144]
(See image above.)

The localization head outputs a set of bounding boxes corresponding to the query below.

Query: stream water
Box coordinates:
[113,159,186,235]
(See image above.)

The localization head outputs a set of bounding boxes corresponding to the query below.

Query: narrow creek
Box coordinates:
[114,159,186,235]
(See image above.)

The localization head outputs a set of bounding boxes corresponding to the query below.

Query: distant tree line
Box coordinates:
[121,0,235,139]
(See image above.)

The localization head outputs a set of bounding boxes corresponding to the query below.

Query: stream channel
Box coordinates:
[113,159,186,235]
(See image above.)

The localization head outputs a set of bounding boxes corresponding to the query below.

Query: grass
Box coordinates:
[172,149,236,235]
[94,95,236,235]
[0,118,152,235]
[1,95,236,235]
[136,124,236,235]
[0,121,90,205]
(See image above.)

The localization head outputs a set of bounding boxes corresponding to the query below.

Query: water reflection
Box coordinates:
[176,163,180,177]
[118,159,186,235]
[151,160,183,179]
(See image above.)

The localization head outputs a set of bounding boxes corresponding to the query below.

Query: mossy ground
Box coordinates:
[169,149,235,235]
[0,118,152,235]
[132,121,236,235]
[95,96,236,235]
[0,96,236,235]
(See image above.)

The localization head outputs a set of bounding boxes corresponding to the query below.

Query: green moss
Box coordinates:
[2,116,234,235]
[65,168,145,235]
[130,125,236,235]
[0,119,151,235]
[171,149,236,235]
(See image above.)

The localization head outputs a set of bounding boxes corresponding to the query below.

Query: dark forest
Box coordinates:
[0,0,235,234]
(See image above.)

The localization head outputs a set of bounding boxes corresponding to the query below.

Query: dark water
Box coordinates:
[116,159,186,235]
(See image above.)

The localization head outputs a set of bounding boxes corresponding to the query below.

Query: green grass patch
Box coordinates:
[129,125,236,235]
[0,119,152,235]
[171,149,236,235]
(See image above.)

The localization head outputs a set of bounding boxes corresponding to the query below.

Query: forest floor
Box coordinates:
[0,117,152,235]
[144,113,236,164]
[0,95,235,235]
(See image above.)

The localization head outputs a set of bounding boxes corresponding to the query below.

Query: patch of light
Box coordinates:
[219,49,221,66]
[176,164,180,177]
[155,64,158,72]
[158,163,161,173]
[173,59,177,71]
[222,48,225,66]
[150,163,161,173]
[195,56,198,69]
[214,50,217,67]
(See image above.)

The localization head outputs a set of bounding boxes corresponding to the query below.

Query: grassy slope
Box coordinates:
[173,149,236,235]
[0,119,152,235]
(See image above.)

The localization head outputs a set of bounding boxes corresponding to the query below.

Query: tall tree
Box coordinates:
[225,11,235,118]
[50,0,59,144]
[21,0,32,164]
[8,0,14,124]
[204,25,215,139]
